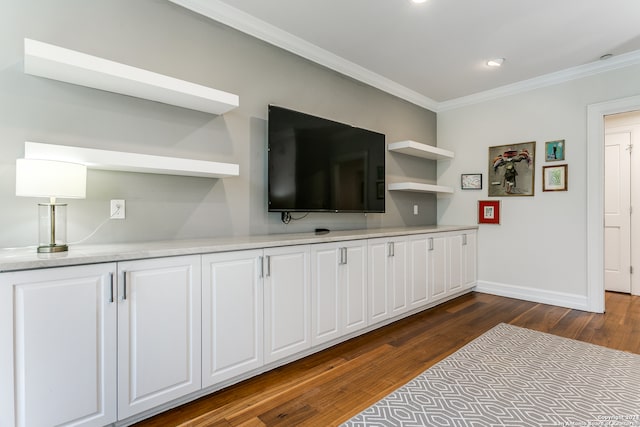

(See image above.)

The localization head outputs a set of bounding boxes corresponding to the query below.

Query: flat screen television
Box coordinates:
[268,105,385,213]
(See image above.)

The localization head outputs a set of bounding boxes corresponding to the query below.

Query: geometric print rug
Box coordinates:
[341,323,640,427]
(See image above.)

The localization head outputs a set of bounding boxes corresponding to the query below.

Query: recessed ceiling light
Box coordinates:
[412,0,428,3]
[487,58,505,67]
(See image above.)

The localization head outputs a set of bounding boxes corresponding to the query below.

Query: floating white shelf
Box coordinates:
[24,38,239,115]
[388,182,454,194]
[24,142,239,179]
[388,140,454,160]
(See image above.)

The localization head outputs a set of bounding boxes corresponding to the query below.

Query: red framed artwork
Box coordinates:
[478,200,501,224]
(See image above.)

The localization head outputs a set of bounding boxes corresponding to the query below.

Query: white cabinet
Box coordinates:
[0,228,476,426]
[201,250,263,387]
[462,231,478,288]
[448,234,465,295]
[388,239,409,317]
[428,231,477,303]
[202,245,311,383]
[367,237,409,324]
[0,264,117,427]
[117,255,201,419]
[428,235,448,302]
[367,239,391,324]
[311,241,367,346]
[448,231,478,295]
[263,245,311,364]
[407,234,430,310]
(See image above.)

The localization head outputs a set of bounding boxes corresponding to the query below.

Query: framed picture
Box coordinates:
[545,139,565,162]
[488,141,535,197]
[478,200,501,224]
[461,173,482,190]
[543,164,568,191]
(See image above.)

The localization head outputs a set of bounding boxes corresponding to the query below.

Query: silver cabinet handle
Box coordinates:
[259,256,264,278]
[339,247,348,265]
[109,272,114,303]
[463,234,468,246]
[122,271,127,300]
[265,255,271,277]
[388,242,395,257]
[428,238,434,251]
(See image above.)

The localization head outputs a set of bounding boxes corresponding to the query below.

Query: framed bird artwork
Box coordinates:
[488,141,536,197]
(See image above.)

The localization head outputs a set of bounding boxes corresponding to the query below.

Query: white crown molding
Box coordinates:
[438,49,640,112]
[170,0,640,114]
[168,0,439,111]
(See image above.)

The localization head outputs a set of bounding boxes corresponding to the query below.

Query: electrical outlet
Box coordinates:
[413,204,419,215]
[110,199,125,219]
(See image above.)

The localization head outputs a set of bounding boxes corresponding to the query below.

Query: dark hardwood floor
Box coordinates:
[134,292,640,427]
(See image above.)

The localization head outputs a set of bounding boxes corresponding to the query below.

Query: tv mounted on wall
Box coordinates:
[268,105,386,214]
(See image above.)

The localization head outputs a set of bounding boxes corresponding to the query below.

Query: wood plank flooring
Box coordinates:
[134,292,640,427]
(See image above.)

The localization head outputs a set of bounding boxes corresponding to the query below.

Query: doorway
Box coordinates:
[587,95,640,313]
[604,111,640,295]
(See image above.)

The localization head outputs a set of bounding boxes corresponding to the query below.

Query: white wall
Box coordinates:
[437,64,640,310]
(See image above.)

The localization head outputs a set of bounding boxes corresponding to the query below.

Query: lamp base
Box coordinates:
[37,244,69,253]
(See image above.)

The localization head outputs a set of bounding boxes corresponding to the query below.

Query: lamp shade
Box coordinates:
[16,158,87,199]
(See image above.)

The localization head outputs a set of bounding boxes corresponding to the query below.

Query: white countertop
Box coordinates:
[0,225,477,272]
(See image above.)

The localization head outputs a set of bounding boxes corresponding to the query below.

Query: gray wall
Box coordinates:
[1,0,438,248]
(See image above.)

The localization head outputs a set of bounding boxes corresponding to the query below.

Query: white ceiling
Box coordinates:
[170,0,640,111]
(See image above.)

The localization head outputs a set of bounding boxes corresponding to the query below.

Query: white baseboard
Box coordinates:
[475,280,590,311]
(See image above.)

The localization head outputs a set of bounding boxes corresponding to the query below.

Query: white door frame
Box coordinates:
[587,94,640,312]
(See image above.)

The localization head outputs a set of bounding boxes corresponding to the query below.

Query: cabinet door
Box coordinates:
[463,231,478,288]
[388,239,409,317]
[428,236,448,301]
[264,245,311,364]
[341,241,368,335]
[311,241,368,346]
[367,238,390,324]
[0,264,117,427]
[117,255,201,419]
[311,244,341,346]
[202,250,263,387]
[408,235,429,310]
[448,234,464,294]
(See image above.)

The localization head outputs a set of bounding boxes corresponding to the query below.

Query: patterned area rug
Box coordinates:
[342,323,640,427]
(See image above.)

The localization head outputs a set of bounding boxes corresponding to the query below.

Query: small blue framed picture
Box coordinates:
[545,140,565,162]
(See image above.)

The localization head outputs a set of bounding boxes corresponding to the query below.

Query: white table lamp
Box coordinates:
[16,158,87,253]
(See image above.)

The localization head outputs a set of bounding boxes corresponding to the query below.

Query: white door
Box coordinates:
[428,236,448,302]
[408,235,429,310]
[202,250,263,387]
[462,231,478,289]
[341,241,368,335]
[388,239,409,317]
[311,241,368,346]
[448,234,464,294]
[1,264,117,427]
[117,255,202,419]
[264,245,311,364]
[604,131,632,293]
[367,238,390,324]
[311,243,341,346]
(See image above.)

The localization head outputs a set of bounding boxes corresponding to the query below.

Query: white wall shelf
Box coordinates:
[24,38,239,115]
[388,140,454,160]
[24,142,239,179]
[388,182,454,194]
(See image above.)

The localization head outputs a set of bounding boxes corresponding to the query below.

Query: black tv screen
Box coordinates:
[268,105,385,213]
